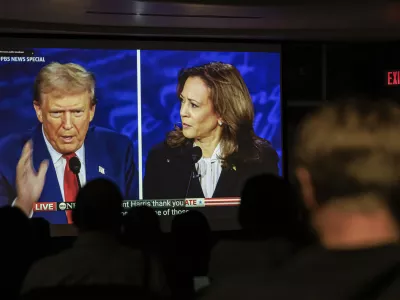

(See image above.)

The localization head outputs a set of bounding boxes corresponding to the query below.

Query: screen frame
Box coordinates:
[0,35,284,237]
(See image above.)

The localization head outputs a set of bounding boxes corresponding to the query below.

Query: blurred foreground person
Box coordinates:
[260,99,400,300]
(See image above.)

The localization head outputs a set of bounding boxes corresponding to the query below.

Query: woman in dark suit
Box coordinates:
[144,62,279,199]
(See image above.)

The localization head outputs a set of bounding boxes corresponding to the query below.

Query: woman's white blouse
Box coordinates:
[194,143,222,198]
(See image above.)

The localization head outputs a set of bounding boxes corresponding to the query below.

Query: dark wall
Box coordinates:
[282,42,400,182]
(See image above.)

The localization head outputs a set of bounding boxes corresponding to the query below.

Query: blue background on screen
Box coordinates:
[0,48,139,170]
[0,48,282,203]
[140,50,282,174]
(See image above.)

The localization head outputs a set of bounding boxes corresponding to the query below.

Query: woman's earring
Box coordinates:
[218,120,223,126]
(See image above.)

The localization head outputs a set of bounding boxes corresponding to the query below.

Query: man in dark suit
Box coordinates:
[0,62,137,224]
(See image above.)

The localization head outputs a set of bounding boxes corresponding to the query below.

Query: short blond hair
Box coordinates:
[295,98,400,208]
[34,62,96,105]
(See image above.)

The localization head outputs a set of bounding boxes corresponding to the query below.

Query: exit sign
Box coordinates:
[387,71,400,85]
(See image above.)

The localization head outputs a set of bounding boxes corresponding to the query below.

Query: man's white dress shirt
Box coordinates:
[42,126,86,200]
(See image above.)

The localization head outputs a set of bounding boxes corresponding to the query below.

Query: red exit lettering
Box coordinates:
[33,202,57,211]
[388,71,400,85]
[185,199,197,206]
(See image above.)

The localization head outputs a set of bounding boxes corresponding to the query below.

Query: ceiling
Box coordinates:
[1,0,400,40]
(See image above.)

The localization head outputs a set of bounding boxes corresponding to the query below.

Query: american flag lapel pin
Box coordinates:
[99,166,105,174]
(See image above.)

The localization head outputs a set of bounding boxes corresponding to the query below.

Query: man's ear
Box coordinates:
[296,167,318,210]
[89,104,96,122]
[33,101,43,123]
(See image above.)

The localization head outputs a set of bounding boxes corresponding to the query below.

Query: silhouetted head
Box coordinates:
[0,207,32,297]
[239,174,303,239]
[123,205,161,248]
[171,210,211,239]
[30,217,51,241]
[0,206,31,249]
[72,178,123,233]
[171,211,212,276]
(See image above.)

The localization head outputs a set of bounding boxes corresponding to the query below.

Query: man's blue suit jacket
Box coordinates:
[0,125,138,224]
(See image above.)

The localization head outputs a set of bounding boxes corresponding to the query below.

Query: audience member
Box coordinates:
[30,217,51,261]
[122,205,162,253]
[203,174,312,300]
[0,206,33,299]
[10,97,400,300]
[168,211,213,299]
[21,178,169,298]
[259,99,400,300]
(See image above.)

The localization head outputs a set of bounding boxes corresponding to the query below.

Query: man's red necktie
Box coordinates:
[63,153,79,224]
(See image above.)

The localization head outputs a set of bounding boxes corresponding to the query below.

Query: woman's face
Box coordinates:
[179,76,222,141]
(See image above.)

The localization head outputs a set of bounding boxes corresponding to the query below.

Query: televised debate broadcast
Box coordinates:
[0,47,281,229]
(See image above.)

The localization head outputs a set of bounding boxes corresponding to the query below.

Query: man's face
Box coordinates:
[34,92,95,154]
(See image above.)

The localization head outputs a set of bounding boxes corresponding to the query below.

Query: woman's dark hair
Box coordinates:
[167,62,268,166]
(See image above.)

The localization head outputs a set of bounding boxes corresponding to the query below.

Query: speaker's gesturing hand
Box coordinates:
[14,140,49,216]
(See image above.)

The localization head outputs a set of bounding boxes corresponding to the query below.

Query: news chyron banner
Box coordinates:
[0,50,44,63]
[33,197,241,213]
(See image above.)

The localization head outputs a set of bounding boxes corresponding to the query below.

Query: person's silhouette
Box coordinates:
[71,178,123,234]
[30,217,51,261]
[122,205,162,252]
[170,211,213,298]
[239,173,311,247]
[0,206,33,298]
[258,99,400,300]
[202,174,312,300]
[21,178,169,298]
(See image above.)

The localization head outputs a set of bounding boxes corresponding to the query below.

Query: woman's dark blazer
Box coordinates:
[143,140,279,200]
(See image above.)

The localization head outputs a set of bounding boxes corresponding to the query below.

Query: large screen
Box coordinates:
[0,40,281,232]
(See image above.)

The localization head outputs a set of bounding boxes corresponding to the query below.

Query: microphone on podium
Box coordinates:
[185,146,202,198]
[69,156,82,190]
[191,146,202,164]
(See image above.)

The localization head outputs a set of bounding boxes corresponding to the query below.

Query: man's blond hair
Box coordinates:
[295,99,400,211]
[34,62,96,105]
